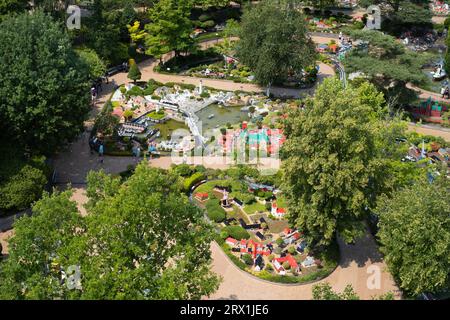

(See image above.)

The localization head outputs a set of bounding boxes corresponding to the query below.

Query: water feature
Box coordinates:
[195,104,249,131]
[423,67,448,93]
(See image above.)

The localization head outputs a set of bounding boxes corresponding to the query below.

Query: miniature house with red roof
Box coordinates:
[225,237,238,247]
[272,254,300,274]
[271,201,286,218]
[194,192,208,201]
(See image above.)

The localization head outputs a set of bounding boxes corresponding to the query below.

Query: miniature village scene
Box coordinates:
[192,175,329,281]
[91,78,295,158]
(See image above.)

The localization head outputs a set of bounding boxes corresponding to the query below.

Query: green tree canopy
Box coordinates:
[376,174,450,296]
[128,62,142,83]
[145,0,196,61]
[0,12,90,155]
[281,78,385,246]
[76,48,107,80]
[236,0,316,88]
[312,282,395,299]
[312,283,360,300]
[0,0,28,16]
[344,30,434,111]
[0,164,220,299]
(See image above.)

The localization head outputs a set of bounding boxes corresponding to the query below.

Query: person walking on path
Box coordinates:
[441,86,446,98]
[98,143,104,164]
[136,146,141,162]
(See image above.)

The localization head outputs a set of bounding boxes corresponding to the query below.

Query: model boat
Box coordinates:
[432,66,447,81]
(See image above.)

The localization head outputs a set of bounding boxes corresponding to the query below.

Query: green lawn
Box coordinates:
[243,201,267,215]
[147,111,166,120]
[276,194,287,208]
[229,205,251,224]
[154,119,189,141]
[195,31,224,42]
[194,181,218,195]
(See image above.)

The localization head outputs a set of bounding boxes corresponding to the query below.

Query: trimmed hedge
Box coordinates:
[205,199,226,222]
[222,225,250,240]
[126,85,144,97]
[230,191,255,204]
[241,253,254,265]
[183,172,206,192]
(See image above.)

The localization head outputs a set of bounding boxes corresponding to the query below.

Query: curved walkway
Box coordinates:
[3,32,443,299]
[208,235,400,300]
[137,37,336,98]
[48,160,401,301]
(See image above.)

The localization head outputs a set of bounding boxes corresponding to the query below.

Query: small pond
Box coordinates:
[195,104,249,132]
[422,67,449,93]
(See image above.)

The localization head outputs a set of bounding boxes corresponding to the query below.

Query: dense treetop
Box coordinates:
[0,12,90,155]
[0,164,220,299]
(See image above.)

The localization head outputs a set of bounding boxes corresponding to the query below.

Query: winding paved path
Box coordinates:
[2,33,447,299]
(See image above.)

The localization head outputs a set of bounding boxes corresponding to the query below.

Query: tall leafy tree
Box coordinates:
[312,282,395,300]
[312,283,360,300]
[0,0,29,16]
[236,0,316,92]
[0,190,83,299]
[344,30,433,112]
[0,164,220,299]
[76,48,107,80]
[376,174,450,296]
[0,12,90,155]
[194,0,229,9]
[145,0,196,61]
[281,78,384,246]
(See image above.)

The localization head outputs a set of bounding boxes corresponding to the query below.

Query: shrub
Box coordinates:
[241,253,254,265]
[200,91,210,99]
[220,230,229,239]
[199,14,212,22]
[266,263,273,271]
[123,109,134,120]
[174,164,194,177]
[183,172,206,191]
[255,190,272,199]
[202,20,216,29]
[282,261,291,270]
[222,225,250,240]
[205,199,226,222]
[445,17,450,29]
[230,191,255,204]
[0,165,47,211]
[126,85,144,97]
[194,165,206,173]
[288,246,296,255]
[276,237,284,246]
